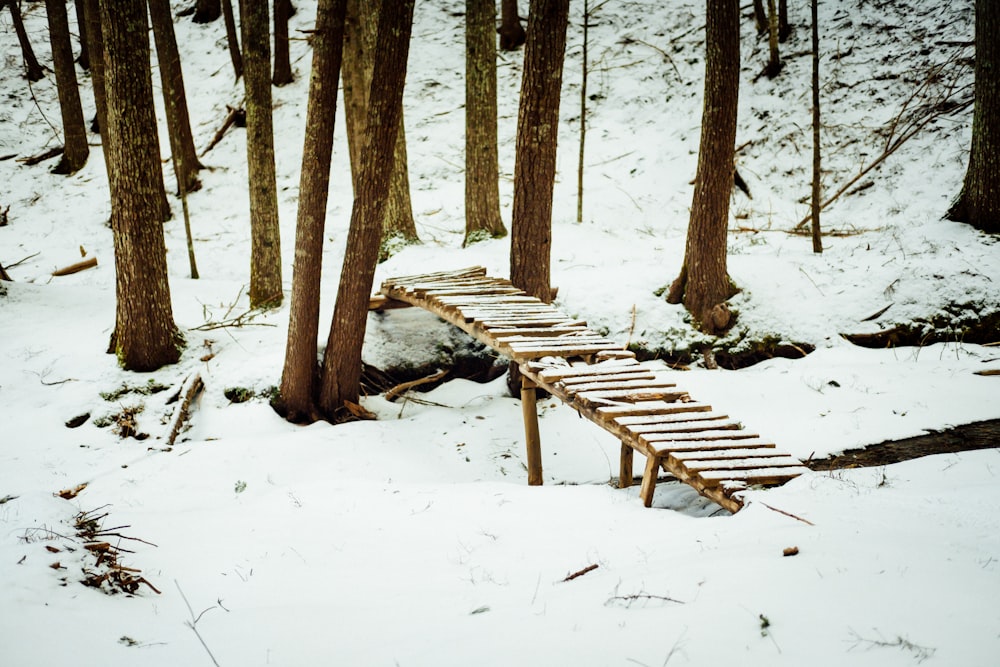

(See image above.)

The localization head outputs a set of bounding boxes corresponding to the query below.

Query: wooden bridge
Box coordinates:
[372,267,808,512]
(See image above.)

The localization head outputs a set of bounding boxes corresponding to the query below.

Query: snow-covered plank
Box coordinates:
[614,409,727,427]
[696,467,810,488]
[681,456,803,472]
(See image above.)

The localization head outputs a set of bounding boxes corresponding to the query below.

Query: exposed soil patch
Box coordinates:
[807,419,1000,470]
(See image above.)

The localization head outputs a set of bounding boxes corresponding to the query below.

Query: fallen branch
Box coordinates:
[18,146,63,166]
[974,369,1000,377]
[562,563,599,582]
[51,256,97,277]
[201,104,245,156]
[166,373,204,447]
[758,501,815,526]
[384,369,448,402]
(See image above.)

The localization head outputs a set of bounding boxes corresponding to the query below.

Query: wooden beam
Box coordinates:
[521,375,543,486]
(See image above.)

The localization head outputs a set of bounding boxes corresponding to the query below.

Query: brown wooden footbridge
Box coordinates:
[372,267,808,512]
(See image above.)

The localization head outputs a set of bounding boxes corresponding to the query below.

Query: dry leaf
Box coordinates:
[783,546,800,557]
[344,400,377,421]
[55,483,88,499]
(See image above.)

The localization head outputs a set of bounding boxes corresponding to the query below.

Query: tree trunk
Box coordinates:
[499,0,525,50]
[194,0,221,23]
[947,0,1000,234]
[100,0,181,372]
[81,0,106,154]
[272,0,294,85]
[46,0,89,174]
[464,0,506,244]
[242,0,283,307]
[222,0,243,79]
[7,1,44,81]
[74,0,89,69]
[148,0,204,194]
[778,0,790,42]
[341,0,418,258]
[751,0,766,34]
[810,0,821,253]
[279,0,347,423]
[764,0,782,78]
[510,0,569,304]
[666,0,740,334]
[318,0,414,419]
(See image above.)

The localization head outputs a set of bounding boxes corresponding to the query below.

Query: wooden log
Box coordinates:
[51,256,98,276]
[521,375,543,486]
[166,373,203,447]
[639,455,662,507]
[384,368,448,402]
[619,442,633,488]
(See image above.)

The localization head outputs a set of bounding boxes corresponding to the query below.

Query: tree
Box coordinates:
[778,0,790,42]
[947,0,999,234]
[464,0,506,244]
[318,0,414,419]
[273,0,294,85]
[751,0,766,34]
[665,0,740,334]
[148,0,204,194]
[220,0,242,79]
[81,0,107,152]
[810,0,821,253]
[5,0,44,81]
[341,0,418,258]
[499,0,525,50]
[242,0,283,307]
[194,0,221,23]
[100,0,181,371]
[279,0,347,423]
[763,0,782,78]
[73,0,89,69]
[46,0,89,174]
[509,0,570,303]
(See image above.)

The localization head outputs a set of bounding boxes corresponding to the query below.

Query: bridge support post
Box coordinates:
[520,375,543,485]
[619,443,633,488]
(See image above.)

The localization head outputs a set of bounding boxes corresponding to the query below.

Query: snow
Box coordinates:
[1,0,999,665]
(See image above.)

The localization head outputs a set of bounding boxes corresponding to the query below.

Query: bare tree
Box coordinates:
[318,0,415,419]
[100,0,181,371]
[464,0,506,244]
[81,0,106,149]
[73,0,88,69]
[764,0,782,78]
[46,0,89,174]
[778,0,790,42]
[273,0,294,85]
[5,0,44,81]
[947,0,999,233]
[148,0,204,194]
[499,0,525,50]
[222,0,242,79]
[279,0,347,423]
[666,0,740,334]
[341,0,418,258]
[242,0,283,307]
[510,0,570,303]
[810,0,821,252]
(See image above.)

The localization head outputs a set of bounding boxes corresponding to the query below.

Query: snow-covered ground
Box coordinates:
[1,1,998,664]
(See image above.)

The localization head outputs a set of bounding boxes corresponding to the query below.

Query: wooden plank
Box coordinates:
[614,410,728,427]
[487,326,592,338]
[696,466,810,488]
[596,400,696,418]
[574,388,688,406]
[536,359,644,382]
[557,370,656,386]
[650,438,776,454]
[478,318,588,328]
[681,456,803,472]
[628,418,740,434]
[641,430,760,443]
[381,266,486,285]
[669,447,784,461]
[561,378,677,395]
[504,344,625,360]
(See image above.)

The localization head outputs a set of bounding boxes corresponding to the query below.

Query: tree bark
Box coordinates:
[464,0,506,244]
[764,0,782,78]
[318,0,414,418]
[666,0,740,334]
[148,0,204,195]
[81,0,107,160]
[947,0,1000,234]
[46,0,89,174]
[194,0,221,23]
[7,0,44,81]
[272,0,294,85]
[810,0,821,253]
[778,0,790,42]
[242,0,283,307]
[341,0,418,258]
[499,0,525,50]
[222,0,242,79]
[279,0,347,423]
[100,0,181,371]
[751,0,766,34]
[74,0,89,69]
[510,0,569,304]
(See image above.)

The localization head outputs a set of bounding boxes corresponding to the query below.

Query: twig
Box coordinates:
[18,146,63,166]
[606,592,685,606]
[758,501,815,526]
[176,581,221,667]
[167,373,204,447]
[562,563,599,582]
[5,251,40,269]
